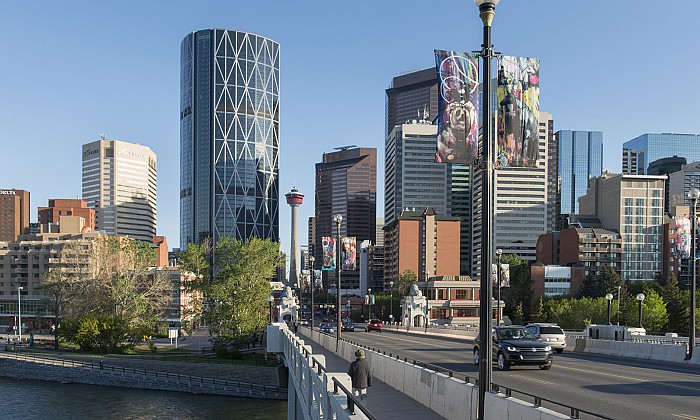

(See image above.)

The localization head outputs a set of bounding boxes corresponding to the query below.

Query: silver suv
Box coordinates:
[526,323,566,353]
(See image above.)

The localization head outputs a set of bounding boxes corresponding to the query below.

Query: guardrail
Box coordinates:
[326,332,612,419]
[0,352,285,398]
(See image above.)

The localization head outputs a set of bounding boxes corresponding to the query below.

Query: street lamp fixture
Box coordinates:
[474,1,499,418]
[605,293,614,325]
[17,286,24,343]
[636,293,646,329]
[496,248,502,326]
[333,213,343,352]
[309,255,315,331]
[688,187,699,359]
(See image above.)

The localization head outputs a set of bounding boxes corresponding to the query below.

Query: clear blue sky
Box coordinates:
[1,1,698,258]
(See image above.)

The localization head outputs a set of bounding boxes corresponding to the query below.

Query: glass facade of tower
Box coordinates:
[385,68,438,136]
[557,130,603,216]
[180,29,280,246]
[623,133,700,175]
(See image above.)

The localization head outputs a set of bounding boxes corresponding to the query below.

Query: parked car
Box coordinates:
[473,326,553,371]
[319,322,334,334]
[342,321,355,332]
[364,319,382,333]
[526,323,566,353]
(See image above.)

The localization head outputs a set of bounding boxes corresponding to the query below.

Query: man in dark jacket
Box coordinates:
[347,348,372,399]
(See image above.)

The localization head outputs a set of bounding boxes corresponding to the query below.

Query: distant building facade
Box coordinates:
[385,68,437,137]
[383,208,460,287]
[576,173,665,282]
[180,29,280,246]
[38,199,95,232]
[82,138,157,242]
[314,147,377,290]
[622,133,700,175]
[384,121,450,226]
[556,130,603,217]
[0,189,30,242]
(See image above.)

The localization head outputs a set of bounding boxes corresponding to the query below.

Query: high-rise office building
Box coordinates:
[180,29,280,246]
[648,156,686,215]
[557,130,603,218]
[471,112,552,276]
[578,172,665,282]
[0,189,30,242]
[544,118,557,231]
[385,68,437,136]
[622,133,700,175]
[82,139,157,242]
[385,121,450,225]
[314,147,376,289]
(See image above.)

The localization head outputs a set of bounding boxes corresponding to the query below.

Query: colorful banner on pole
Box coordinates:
[496,56,540,168]
[341,237,357,270]
[675,216,691,258]
[434,50,480,165]
[321,236,336,270]
[500,264,510,287]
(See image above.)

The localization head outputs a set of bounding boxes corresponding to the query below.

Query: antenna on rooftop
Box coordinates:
[100,133,107,140]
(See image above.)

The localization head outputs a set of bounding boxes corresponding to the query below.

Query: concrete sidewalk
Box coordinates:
[297,330,444,420]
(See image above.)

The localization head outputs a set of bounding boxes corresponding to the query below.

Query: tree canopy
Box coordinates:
[178,236,283,347]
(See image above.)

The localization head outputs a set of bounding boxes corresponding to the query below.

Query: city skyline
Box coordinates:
[1,1,698,253]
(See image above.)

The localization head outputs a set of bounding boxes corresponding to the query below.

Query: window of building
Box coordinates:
[455,290,467,300]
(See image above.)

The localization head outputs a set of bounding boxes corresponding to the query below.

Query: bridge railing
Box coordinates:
[0,351,285,398]
[271,323,373,420]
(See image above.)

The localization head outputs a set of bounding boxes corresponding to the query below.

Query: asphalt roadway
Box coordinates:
[337,328,700,420]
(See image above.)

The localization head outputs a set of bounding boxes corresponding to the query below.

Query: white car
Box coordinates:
[526,323,566,353]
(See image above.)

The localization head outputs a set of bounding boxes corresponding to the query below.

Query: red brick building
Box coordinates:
[383,208,461,286]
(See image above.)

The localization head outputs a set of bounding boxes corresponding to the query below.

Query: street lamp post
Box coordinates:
[424,272,429,333]
[309,255,315,331]
[389,281,394,325]
[475,1,498,418]
[636,293,646,328]
[268,294,274,324]
[616,285,622,326]
[689,188,699,359]
[496,249,502,326]
[606,293,614,325]
[17,286,24,343]
[367,288,372,320]
[334,214,343,352]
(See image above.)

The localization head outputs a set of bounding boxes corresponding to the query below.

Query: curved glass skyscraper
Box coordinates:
[180,29,280,246]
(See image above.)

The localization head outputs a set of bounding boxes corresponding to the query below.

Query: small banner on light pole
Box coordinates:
[321,236,336,270]
[675,216,691,259]
[434,49,480,165]
[496,56,540,168]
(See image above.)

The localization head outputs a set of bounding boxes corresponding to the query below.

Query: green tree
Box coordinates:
[662,273,688,334]
[179,236,283,347]
[625,289,668,333]
[530,297,545,323]
[501,254,533,321]
[53,236,172,353]
[396,270,417,297]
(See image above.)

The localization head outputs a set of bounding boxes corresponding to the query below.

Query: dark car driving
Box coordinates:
[473,326,553,371]
[342,321,355,332]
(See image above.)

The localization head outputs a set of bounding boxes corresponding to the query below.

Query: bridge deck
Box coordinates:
[298,331,444,420]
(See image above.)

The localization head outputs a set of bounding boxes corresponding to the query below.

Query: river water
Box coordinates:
[1,377,287,419]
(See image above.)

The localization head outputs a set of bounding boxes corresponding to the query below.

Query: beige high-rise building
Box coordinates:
[577,172,666,282]
[82,138,157,242]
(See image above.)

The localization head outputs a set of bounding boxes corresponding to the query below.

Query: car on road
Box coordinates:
[473,326,553,371]
[364,319,382,333]
[526,323,566,353]
[342,321,355,332]
[319,322,334,334]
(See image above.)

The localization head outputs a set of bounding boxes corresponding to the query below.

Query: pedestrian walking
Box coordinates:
[347,348,372,400]
[99,360,104,370]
